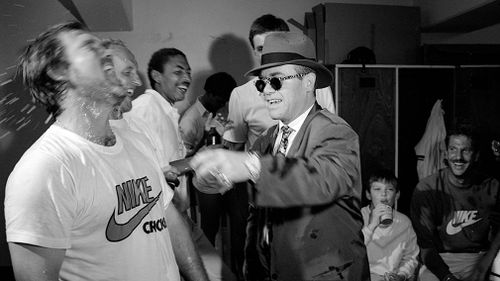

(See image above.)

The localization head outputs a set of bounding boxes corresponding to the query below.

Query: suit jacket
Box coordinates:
[245,103,369,281]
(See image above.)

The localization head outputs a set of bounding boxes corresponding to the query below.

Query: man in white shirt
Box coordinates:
[124,48,236,281]
[5,22,206,281]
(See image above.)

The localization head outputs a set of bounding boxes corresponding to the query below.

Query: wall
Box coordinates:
[95,0,415,112]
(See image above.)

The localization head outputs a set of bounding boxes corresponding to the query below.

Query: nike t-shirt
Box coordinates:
[5,124,180,281]
[410,168,500,253]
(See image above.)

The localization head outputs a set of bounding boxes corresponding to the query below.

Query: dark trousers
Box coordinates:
[197,182,249,280]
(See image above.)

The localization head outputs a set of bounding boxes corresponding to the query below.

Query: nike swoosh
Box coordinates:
[445,218,482,235]
[106,192,162,242]
[446,221,462,235]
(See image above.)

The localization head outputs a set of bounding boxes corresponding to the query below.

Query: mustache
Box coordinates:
[450,160,467,164]
[179,81,191,87]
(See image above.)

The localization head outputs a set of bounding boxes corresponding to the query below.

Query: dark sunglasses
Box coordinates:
[254,73,307,93]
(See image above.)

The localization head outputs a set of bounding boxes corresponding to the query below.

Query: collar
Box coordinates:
[144,89,178,114]
[278,104,314,133]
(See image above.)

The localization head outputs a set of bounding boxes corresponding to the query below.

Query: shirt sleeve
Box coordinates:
[397,219,420,278]
[253,114,361,207]
[223,86,247,144]
[179,111,202,151]
[410,180,439,249]
[361,207,375,244]
[410,179,451,279]
[5,151,76,249]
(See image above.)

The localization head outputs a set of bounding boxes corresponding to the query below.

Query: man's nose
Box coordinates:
[262,82,275,96]
[182,71,192,82]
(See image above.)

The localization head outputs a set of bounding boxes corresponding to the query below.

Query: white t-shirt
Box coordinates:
[124,89,189,211]
[223,77,336,149]
[5,124,179,281]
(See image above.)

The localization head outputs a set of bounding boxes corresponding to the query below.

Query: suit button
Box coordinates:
[271,273,278,280]
[310,229,319,239]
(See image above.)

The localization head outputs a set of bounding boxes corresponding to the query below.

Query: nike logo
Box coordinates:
[106,192,162,242]
[445,210,482,235]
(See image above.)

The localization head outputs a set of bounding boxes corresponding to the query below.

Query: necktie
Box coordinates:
[263,125,294,247]
[277,125,293,156]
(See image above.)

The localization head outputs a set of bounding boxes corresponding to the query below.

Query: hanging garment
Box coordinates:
[414,99,447,180]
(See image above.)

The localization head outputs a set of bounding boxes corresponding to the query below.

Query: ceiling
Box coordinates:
[57,0,132,32]
[422,0,500,33]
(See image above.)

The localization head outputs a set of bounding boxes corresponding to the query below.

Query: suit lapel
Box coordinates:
[261,125,280,155]
[287,103,322,155]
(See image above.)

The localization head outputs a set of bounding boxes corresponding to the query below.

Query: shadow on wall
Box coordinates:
[208,33,253,86]
[187,70,214,105]
[177,33,252,115]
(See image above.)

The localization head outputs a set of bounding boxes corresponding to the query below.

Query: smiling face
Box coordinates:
[366,180,398,208]
[60,30,125,108]
[259,64,315,124]
[109,45,142,113]
[153,55,191,104]
[446,134,478,179]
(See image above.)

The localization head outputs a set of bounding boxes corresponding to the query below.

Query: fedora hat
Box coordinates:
[245,32,332,89]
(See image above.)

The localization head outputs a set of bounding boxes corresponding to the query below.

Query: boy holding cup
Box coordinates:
[362,169,420,281]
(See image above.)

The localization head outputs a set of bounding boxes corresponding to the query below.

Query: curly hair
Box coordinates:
[19,21,86,117]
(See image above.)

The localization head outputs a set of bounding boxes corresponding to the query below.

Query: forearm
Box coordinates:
[475,230,500,274]
[421,247,452,280]
[165,204,209,281]
[9,243,65,281]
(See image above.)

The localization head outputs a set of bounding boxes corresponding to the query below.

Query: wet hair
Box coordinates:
[368,169,399,192]
[248,14,289,49]
[101,38,137,66]
[445,122,479,151]
[19,21,86,117]
[147,48,187,90]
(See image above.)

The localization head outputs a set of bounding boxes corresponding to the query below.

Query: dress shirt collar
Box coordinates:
[278,104,314,134]
[145,89,180,118]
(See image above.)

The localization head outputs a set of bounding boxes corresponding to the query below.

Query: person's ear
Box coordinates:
[365,190,372,201]
[303,72,316,91]
[396,190,400,202]
[47,64,68,82]
[151,70,162,85]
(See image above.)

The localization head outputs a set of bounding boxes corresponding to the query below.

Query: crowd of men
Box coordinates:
[4,13,500,281]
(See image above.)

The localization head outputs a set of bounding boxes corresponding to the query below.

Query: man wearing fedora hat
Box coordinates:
[190,32,369,281]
